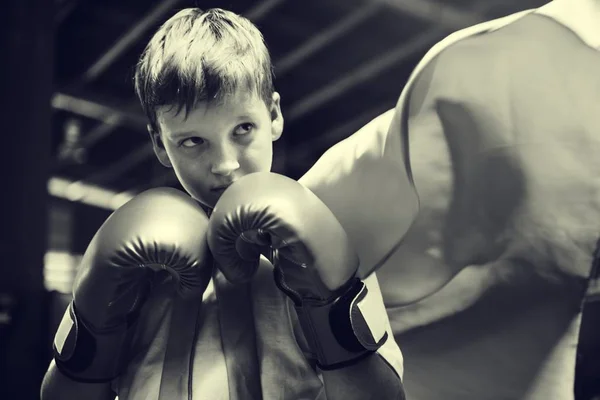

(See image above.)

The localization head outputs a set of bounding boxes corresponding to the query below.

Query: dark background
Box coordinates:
[0,0,548,398]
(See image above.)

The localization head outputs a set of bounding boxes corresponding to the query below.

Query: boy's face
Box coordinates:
[151,91,284,208]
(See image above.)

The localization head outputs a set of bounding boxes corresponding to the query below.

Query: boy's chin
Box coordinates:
[183,190,217,211]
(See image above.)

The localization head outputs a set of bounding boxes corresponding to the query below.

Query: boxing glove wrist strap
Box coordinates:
[53,302,134,383]
[276,271,388,370]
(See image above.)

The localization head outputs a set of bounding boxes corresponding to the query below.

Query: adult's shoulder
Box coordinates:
[407,11,536,112]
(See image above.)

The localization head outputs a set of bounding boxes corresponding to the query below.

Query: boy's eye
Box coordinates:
[234,123,254,136]
[180,137,205,148]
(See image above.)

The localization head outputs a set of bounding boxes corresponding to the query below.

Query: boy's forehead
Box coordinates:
[215,91,267,110]
[156,91,268,128]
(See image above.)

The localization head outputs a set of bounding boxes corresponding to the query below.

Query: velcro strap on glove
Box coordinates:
[278,272,389,370]
[52,302,133,383]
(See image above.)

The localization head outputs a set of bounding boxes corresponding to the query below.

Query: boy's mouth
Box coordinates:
[211,184,232,194]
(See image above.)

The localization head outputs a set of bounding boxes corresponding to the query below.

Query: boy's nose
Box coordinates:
[210,147,240,176]
[211,159,240,176]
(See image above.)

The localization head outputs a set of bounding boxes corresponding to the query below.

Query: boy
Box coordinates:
[41,8,405,400]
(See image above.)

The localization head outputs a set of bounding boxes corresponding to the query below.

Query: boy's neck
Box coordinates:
[197,202,213,217]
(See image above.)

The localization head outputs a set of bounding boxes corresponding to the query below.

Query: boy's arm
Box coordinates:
[318,272,405,400]
[207,174,406,399]
[43,189,214,399]
[41,360,116,400]
[321,354,405,400]
[320,305,405,397]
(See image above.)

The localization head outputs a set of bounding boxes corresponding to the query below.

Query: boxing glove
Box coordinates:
[208,172,388,370]
[52,187,213,383]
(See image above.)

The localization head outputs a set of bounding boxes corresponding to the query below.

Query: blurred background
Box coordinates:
[1,0,548,398]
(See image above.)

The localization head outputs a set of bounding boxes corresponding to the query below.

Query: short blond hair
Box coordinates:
[134,8,274,132]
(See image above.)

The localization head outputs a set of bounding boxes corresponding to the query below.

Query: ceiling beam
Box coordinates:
[79,114,126,148]
[285,27,443,122]
[275,2,381,77]
[56,0,183,154]
[283,0,502,123]
[245,0,287,22]
[54,0,79,26]
[52,92,147,130]
[78,0,184,86]
[287,103,394,168]
[48,176,136,210]
[374,0,484,29]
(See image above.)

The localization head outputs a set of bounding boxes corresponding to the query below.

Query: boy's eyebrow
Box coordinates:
[168,130,200,139]
[167,115,257,138]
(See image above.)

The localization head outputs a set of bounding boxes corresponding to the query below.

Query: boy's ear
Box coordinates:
[147,124,172,168]
[270,92,284,141]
